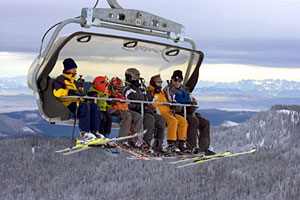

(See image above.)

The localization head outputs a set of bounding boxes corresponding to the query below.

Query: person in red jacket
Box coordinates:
[106,77,143,143]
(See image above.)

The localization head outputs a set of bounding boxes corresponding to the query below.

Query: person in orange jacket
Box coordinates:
[146,74,188,153]
[106,77,142,142]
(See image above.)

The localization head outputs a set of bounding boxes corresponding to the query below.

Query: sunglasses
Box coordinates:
[173,78,182,83]
[155,81,163,84]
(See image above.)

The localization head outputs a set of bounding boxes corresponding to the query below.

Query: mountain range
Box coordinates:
[195,79,300,97]
[1,75,300,110]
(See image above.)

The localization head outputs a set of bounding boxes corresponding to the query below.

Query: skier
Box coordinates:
[105,77,143,143]
[122,68,166,153]
[53,58,101,140]
[163,70,215,155]
[87,76,112,138]
[146,74,188,154]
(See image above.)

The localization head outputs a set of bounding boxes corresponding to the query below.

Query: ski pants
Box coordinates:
[111,109,143,138]
[161,112,187,141]
[186,112,210,151]
[143,113,166,146]
[68,102,101,133]
[99,111,112,135]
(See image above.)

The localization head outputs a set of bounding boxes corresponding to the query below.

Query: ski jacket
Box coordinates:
[122,83,154,114]
[88,86,109,111]
[146,85,171,114]
[163,83,197,113]
[53,73,81,106]
[106,89,128,111]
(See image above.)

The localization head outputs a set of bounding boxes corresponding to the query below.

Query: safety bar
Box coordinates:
[60,96,198,119]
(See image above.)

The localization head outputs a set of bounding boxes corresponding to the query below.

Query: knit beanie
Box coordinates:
[63,58,77,71]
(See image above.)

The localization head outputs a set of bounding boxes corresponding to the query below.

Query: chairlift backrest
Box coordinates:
[27,4,204,124]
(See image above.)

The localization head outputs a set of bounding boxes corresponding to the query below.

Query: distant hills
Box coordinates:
[193,79,300,110]
[1,76,299,110]
[0,108,256,139]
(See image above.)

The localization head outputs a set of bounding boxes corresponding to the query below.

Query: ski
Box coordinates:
[115,144,150,160]
[56,131,146,155]
[169,152,225,164]
[176,148,256,169]
[62,145,92,155]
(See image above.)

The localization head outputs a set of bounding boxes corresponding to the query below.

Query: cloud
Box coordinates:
[199,39,300,68]
[0,52,36,77]
[0,0,299,70]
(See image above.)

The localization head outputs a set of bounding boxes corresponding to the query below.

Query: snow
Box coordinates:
[259,138,265,147]
[220,120,239,127]
[25,113,39,120]
[259,120,265,127]
[22,127,35,133]
[246,132,250,140]
[277,110,295,115]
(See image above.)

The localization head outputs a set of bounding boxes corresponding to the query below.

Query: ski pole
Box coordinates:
[115,103,136,144]
[70,98,80,148]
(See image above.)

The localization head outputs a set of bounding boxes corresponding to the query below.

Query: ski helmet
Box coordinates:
[108,77,123,91]
[125,68,140,82]
[93,76,108,92]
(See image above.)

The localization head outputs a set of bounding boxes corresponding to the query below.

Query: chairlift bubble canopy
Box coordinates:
[27,5,204,124]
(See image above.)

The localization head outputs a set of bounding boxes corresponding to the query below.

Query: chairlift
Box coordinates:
[27,0,204,125]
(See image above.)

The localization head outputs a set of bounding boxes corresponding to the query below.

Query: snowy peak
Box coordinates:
[196,79,300,97]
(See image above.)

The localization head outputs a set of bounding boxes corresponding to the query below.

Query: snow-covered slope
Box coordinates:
[0,113,43,138]
[211,105,300,152]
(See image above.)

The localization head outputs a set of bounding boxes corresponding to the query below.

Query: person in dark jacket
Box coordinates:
[53,58,101,140]
[122,68,166,153]
[163,70,215,155]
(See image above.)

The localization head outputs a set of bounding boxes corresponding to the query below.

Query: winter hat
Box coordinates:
[63,58,77,71]
[171,70,183,80]
[150,74,162,87]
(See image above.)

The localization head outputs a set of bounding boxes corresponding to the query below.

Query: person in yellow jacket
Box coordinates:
[53,58,101,139]
[146,74,188,153]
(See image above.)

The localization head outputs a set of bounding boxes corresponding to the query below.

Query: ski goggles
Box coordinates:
[173,78,183,83]
[131,74,140,81]
[94,80,107,85]
[112,86,122,91]
[154,77,162,84]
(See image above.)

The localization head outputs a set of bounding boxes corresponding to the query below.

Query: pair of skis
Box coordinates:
[55,132,144,155]
[171,148,256,168]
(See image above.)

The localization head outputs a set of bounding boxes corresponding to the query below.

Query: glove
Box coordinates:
[112,99,121,105]
[87,91,98,97]
[68,89,84,96]
[169,101,178,111]
[187,101,196,105]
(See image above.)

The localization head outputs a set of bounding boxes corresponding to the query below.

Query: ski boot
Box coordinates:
[151,139,168,156]
[167,140,183,156]
[204,149,216,156]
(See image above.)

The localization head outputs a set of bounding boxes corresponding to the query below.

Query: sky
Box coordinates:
[0,0,300,82]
